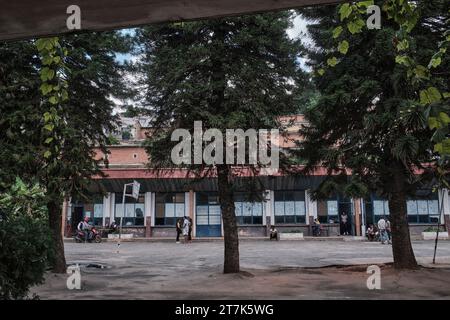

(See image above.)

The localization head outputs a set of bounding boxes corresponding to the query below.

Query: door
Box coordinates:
[338,199,354,235]
[196,192,222,237]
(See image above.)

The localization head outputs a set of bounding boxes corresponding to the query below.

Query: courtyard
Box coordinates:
[32,240,450,299]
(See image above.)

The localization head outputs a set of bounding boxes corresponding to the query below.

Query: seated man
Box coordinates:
[366,224,376,241]
[269,226,278,241]
[312,218,321,236]
[77,216,92,241]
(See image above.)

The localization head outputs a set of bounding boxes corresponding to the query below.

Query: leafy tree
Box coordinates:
[0,31,133,272]
[297,0,448,269]
[137,12,305,273]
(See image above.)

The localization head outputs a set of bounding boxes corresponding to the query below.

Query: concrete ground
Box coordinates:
[32,240,450,299]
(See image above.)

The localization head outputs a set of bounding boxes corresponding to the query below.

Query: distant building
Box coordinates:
[63,115,450,239]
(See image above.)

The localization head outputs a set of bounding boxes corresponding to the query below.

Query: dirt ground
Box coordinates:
[32,241,450,299]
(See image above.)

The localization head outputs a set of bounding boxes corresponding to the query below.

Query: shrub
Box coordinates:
[0,215,52,299]
[0,178,52,300]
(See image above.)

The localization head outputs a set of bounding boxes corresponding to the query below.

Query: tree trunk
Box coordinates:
[388,162,418,269]
[217,164,240,273]
[47,200,67,273]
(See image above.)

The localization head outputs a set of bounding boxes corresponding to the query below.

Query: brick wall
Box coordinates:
[94,146,148,166]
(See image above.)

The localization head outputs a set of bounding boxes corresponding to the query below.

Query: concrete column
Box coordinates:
[309,193,318,219]
[353,198,362,236]
[110,192,116,224]
[189,190,195,237]
[145,192,152,237]
[263,190,271,236]
[151,193,155,227]
[268,190,275,226]
[103,193,111,226]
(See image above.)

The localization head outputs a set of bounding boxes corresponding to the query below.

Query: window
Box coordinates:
[196,192,221,226]
[234,193,264,225]
[155,193,185,226]
[365,192,440,225]
[115,193,145,226]
[317,199,339,224]
[407,198,440,224]
[274,191,306,224]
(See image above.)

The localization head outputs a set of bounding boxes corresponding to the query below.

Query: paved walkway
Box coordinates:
[32,241,450,299]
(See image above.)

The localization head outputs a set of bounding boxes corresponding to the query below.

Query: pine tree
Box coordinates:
[137,12,305,273]
[297,0,449,269]
[0,31,133,272]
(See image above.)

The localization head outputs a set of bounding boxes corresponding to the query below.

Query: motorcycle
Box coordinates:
[74,227,102,243]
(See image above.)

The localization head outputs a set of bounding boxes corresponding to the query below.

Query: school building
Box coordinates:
[62,115,450,239]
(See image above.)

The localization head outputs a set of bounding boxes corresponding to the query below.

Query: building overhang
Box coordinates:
[1,0,345,41]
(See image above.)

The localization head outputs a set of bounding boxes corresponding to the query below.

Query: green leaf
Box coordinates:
[43,150,52,159]
[49,96,58,105]
[395,55,410,66]
[396,39,409,51]
[435,139,450,155]
[332,26,343,39]
[39,83,53,95]
[420,87,442,105]
[429,57,442,68]
[338,40,349,54]
[339,3,352,21]
[327,57,339,67]
[43,124,54,132]
[428,117,441,129]
[43,112,52,122]
[413,65,429,79]
[347,19,365,34]
[317,68,325,76]
[44,137,54,144]
[427,87,442,103]
[438,112,450,125]
[356,0,374,8]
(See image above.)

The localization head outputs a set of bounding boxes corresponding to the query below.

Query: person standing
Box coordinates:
[175,217,183,243]
[340,212,349,235]
[312,218,321,237]
[187,216,193,243]
[385,218,392,244]
[182,216,191,244]
[377,216,388,244]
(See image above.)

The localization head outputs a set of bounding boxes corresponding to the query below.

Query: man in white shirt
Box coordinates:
[77,216,92,241]
[377,217,388,244]
[182,216,191,244]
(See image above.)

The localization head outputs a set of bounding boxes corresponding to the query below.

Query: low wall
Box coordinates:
[409,224,446,237]
[119,227,145,237]
[238,226,266,237]
[152,227,177,238]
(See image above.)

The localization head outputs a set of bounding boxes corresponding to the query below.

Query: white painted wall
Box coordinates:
[144,192,153,226]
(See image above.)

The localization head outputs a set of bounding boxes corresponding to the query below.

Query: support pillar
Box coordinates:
[145,192,152,237]
[353,198,362,236]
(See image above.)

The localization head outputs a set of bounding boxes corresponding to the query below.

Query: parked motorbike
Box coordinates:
[74,227,102,243]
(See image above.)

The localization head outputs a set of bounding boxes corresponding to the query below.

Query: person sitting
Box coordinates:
[366,224,376,241]
[312,218,321,237]
[269,226,278,241]
[77,216,92,241]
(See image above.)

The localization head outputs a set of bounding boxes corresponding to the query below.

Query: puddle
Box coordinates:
[68,262,112,269]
